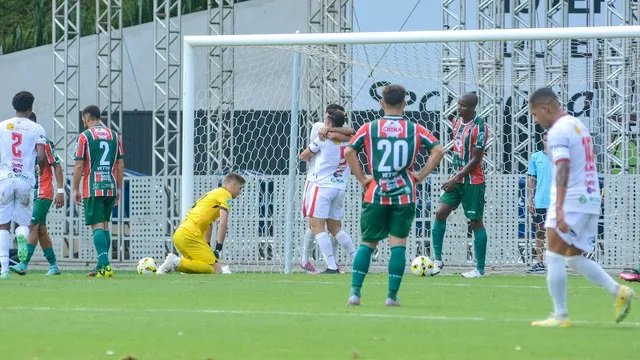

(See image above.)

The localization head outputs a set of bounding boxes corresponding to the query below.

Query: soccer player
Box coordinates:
[0,91,47,279]
[299,109,356,273]
[72,105,125,278]
[431,92,490,278]
[345,84,444,306]
[299,104,355,273]
[10,112,64,276]
[526,133,551,274]
[620,267,640,282]
[156,172,245,275]
[528,87,633,327]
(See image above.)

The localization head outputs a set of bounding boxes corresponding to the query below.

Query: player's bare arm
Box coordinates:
[344,147,372,188]
[217,209,229,247]
[53,163,64,208]
[412,144,445,183]
[318,126,354,139]
[36,143,46,175]
[554,159,570,233]
[205,225,213,245]
[116,159,124,203]
[326,132,352,142]
[71,160,85,205]
[299,147,315,161]
[527,176,537,214]
[442,147,484,192]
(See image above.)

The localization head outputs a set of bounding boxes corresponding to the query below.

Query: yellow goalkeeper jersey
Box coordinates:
[181,187,233,237]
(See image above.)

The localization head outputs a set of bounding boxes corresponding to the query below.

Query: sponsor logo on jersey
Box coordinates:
[92,127,111,139]
[380,122,403,137]
[579,195,587,204]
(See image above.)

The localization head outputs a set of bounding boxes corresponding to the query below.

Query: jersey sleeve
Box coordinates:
[548,126,571,162]
[348,123,369,152]
[75,134,87,160]
[309,123,323,144]
[116,133,125,159]
[416,124,439,151]
[45,143,59,166]
[35,125,47,145]
[214,190,232,211]
[527,153,537,176]
[473,123,488,150]
[308,137,323,153]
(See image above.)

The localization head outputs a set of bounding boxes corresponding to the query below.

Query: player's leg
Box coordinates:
[460,184,487,278]
[172,230,215,274]
[13,180,33,263]
[299,180,317,272]
[432,184,461,272]
[0,179,13,279]
[85,197,113,277]
[327,190,355,259]
[12,197,51,274]
[385,204,414,305]
[308,186,338,272]
[527,209,547,273]
[348,203,388,305]
[38,225,60,275]
[560,213,633,322]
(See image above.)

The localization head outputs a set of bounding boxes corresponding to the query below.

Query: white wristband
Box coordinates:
[56,188,65,194]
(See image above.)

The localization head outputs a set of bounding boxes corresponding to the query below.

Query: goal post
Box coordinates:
[181,25,640,273]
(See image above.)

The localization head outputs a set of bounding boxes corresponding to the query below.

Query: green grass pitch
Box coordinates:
[2,271,639,359]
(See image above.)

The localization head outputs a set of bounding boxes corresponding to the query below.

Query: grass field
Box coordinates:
[2,270,639,360]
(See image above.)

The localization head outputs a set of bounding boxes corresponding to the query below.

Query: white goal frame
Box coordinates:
[182,26,640,273]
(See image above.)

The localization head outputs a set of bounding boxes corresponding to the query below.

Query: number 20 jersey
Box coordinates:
[349,115,439,205]
[75,125,124,198]
[0,117,47,185]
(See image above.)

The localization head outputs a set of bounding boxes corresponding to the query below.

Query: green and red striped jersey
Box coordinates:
[451,115,488,185]
[34,139,61,200]
[75,125,124,198]
[349,116,439,205]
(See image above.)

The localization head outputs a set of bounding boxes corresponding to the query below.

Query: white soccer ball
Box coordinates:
[136,257,157,274]
[410,255,435,277]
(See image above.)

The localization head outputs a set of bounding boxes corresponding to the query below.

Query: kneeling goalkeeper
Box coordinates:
[156,173,245,274]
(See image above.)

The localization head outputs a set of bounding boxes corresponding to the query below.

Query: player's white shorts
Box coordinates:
[301,179,313,218]
[0,177,34,226]
[545,211,598,253]
[304,184,345,220]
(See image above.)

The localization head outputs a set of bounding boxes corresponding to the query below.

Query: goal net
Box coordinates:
[182,26,640,273]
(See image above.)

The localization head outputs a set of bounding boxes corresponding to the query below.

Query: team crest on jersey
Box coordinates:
[6,122,14,130]
[380,122,403,137]
[574,125,581,134]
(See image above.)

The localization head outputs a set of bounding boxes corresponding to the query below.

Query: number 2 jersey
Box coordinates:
[75,125,124,198]
[308,136,351,190]
[0,117,47,185]
[547,115,601,214]
[349,115,439,205]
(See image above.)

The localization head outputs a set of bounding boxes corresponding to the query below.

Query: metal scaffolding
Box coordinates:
[207,0,235,174]
[440,0,466,172]
[52,0,80,174]
[476,0,503,173]
[152,0,181,177]
[543,0,569,105]
[601,0,639,174]
[307,0,353,127]
[508,0,537,174]
[96,0,123,133]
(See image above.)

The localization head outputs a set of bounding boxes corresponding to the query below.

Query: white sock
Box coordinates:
[566,255,620,296]
[335,230,356,259]
[546,251,568,318]
[315,232,337,270]
[331,236,339,260]
[0,230,10,275]
[301,228,314,263]
[15,225,29,241]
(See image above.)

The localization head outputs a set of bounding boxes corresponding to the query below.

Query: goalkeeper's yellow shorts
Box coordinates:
[173,226,217,274]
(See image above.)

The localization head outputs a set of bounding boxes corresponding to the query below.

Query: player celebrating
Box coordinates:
[299,109,356,273]
[299,104,354,273]
[72,105,125,278]
[0,91,47,279]
[528,87,633,327]
[10,113,64,276]
[156,172,245,275]
[345,84,444,306]
[431,92,490,278]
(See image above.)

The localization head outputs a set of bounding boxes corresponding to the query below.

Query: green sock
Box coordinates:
[42,247,57,266]
[387,246,406,301]
[93,229,109,269]
[473,227,488,274]
[105,231,112,267]
[351,245,374,297]
[23,243,36,265]
[432,220,447,261]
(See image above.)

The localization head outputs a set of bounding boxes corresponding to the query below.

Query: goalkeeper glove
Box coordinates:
[214,243,223,259]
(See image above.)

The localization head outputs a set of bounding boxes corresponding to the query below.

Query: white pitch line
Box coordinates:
[6,306,640,327]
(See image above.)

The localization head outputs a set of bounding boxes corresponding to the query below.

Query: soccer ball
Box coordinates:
[410,255,435,277]
[136,257,157,274]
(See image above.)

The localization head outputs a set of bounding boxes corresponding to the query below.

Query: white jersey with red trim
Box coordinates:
[0,117,46,184]
[547,115,601,215]
[306,122,324,181]
[308,137,351,190]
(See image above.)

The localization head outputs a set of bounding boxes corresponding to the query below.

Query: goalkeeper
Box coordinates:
[156,173,245,274]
